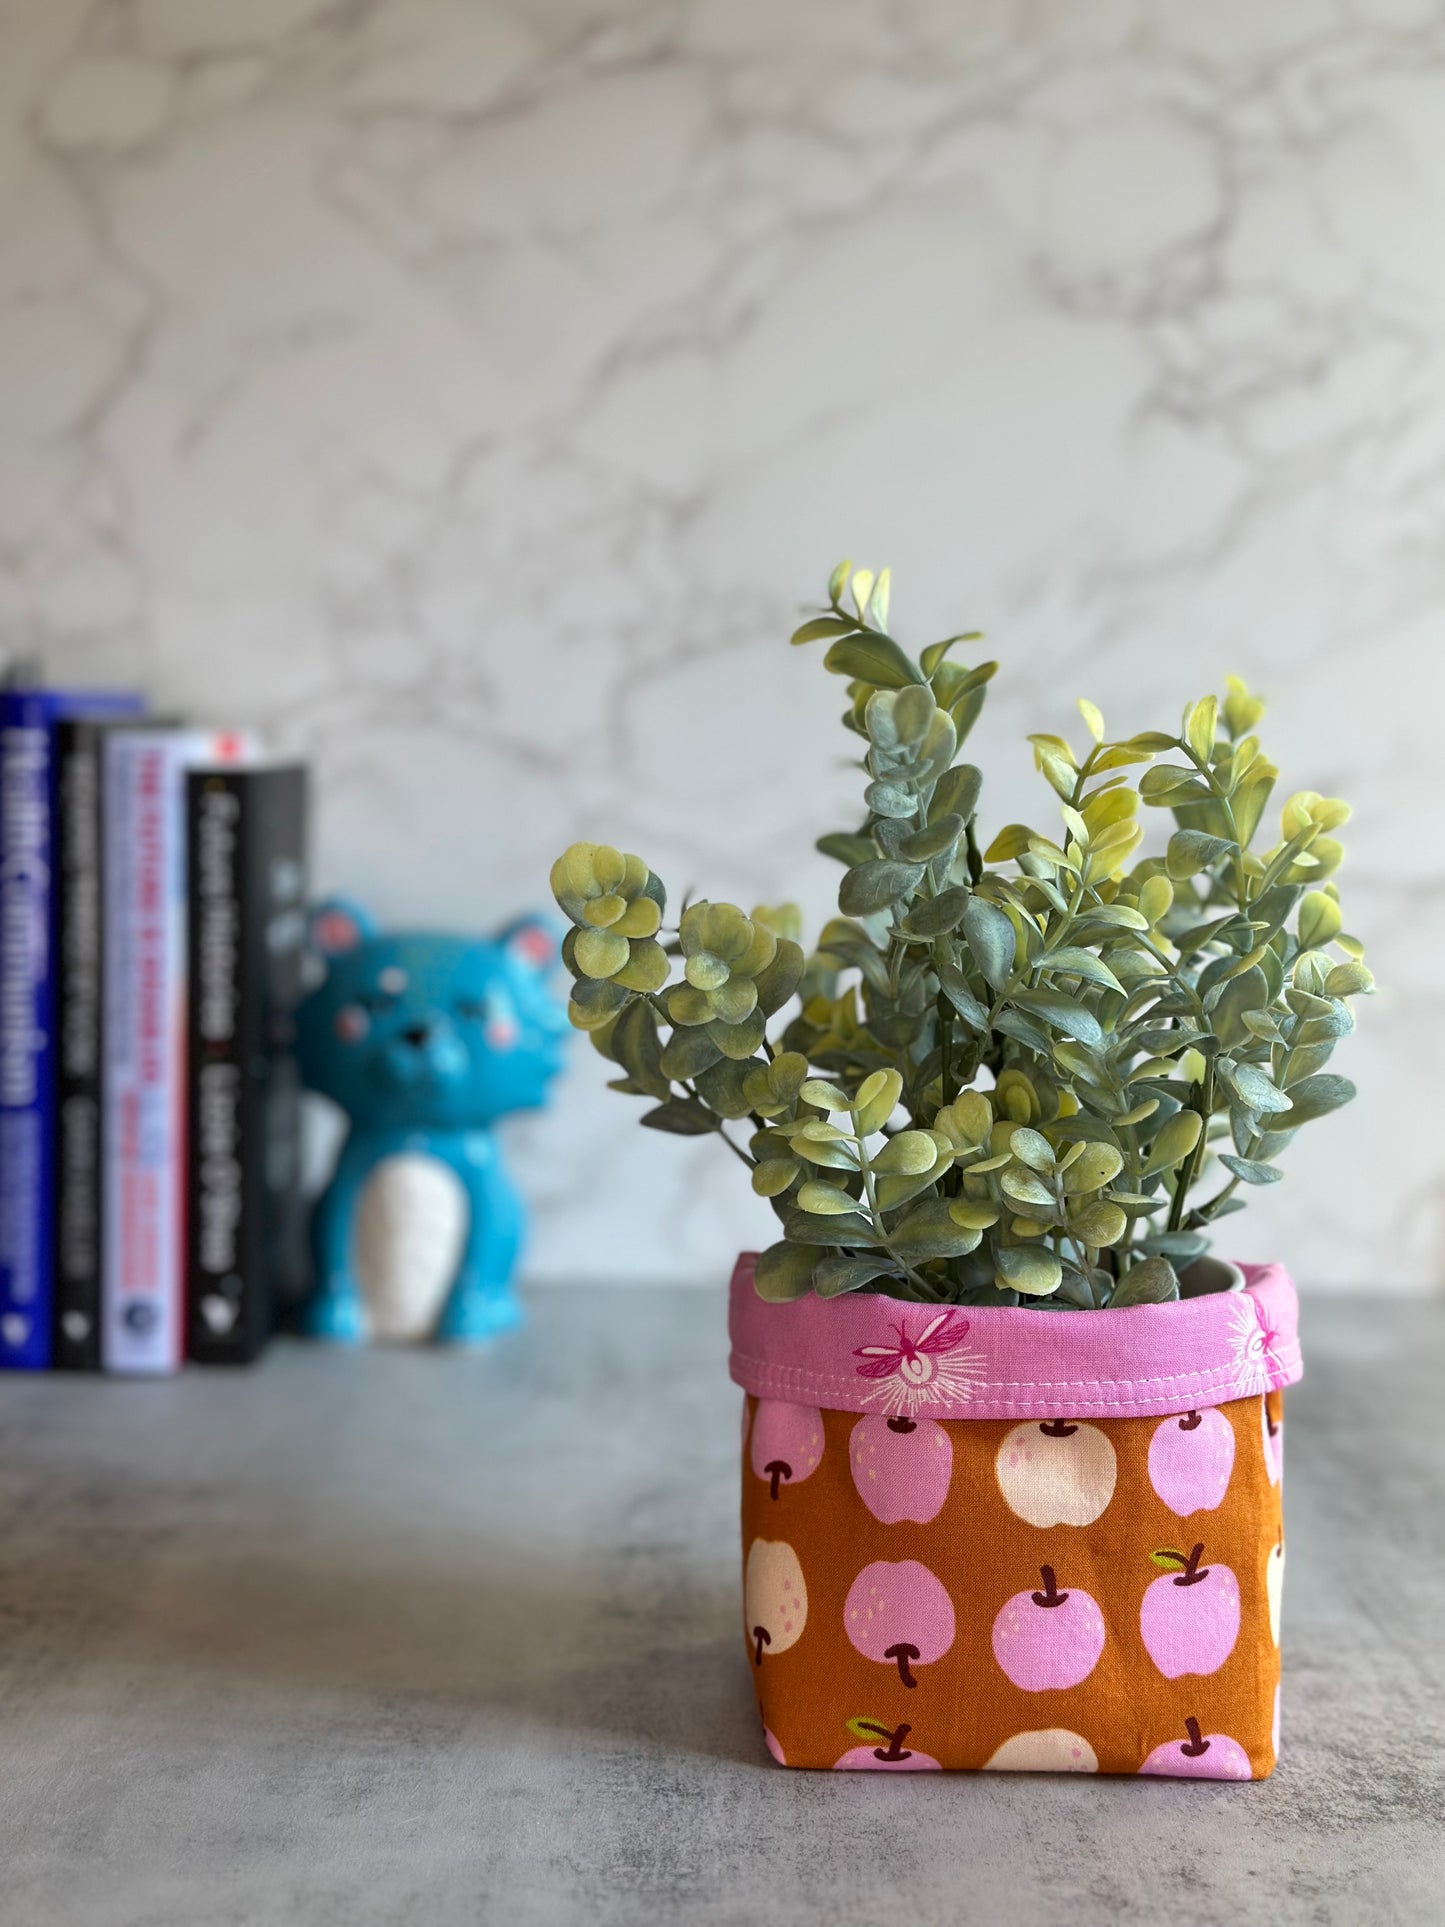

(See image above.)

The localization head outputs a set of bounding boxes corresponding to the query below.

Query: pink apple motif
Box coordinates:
[992,1566,1106,1691]
[995,1419,1117,1526]
[844,1560,955,1687]
[1148,1408,1235,1517]
[750,1399,824,1500]
[764,1725,786,1766]
[1262,1397,1283,1486]
[1140,1543,1240,1678]
[833,1718,941,1771]
[1139,1717,1252,1779]
[850,1414,953,1524]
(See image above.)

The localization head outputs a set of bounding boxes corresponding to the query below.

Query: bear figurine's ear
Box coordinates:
[498,913,559,974]
[309,897,376,960]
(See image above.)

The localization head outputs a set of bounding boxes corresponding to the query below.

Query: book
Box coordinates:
[102,727,250,1374]
[0,691,141,1371]
[52,716,154,1370]
[186,765,309,1364]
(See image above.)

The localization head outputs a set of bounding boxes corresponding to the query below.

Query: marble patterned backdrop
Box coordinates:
[1,0,1440,1290]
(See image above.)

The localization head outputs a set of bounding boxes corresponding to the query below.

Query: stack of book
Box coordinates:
[0,687,310,1373]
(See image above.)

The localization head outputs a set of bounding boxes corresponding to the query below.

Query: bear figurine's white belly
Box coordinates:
[354,1153,469,1342]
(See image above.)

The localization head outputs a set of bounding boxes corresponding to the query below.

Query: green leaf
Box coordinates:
[995,1007,1053,1055]
[839,859,926,917]
[1277,1073,1356,1126]
[866,1131,934,1178]
[753,937,804,1016]
[920,631,984,677]
[935,961,989,1031]
[1142,1108,1203,1174]
[639,1098,717,1136]
[658,1027,723,1080]
[1166,829,1235,879]
[1001,1167,1055,1208]
[753,1241,816,1302]
[790,615,858,646]
[823,634,923,689]
[897,814,962,862]
[814,1255,898,1298]
[1218,1154,1282,1186]
[1077,697,1105,742]
[1069,1199,1128,1246]
[797,1180,859,1215]
[898,887,970,938]
[1323,961,1375,998]
[963,895,1016,989]
[693,1055,758,1120]
[708,1010,767,1059]
[1148,1546,1190,1571]
[1222,1058,1293,1115]
[1007,1127,1055,1173]
[751,1158,802,1198]
[1041,947,1125,994]
[1110,1255,1180,1306]
[1061,1142,1124,1195]
[610,998,671,1100]
[1184,695,1218,762]
[1012,987,1103,1047]
[1080,903,1151,931]
[994,1245,1062,1297]
[800,1077,852,1113]
[854,1068,903,1137]
[781,1207,879,1248]
[890,1200,984,1261]
[931,764,982,823]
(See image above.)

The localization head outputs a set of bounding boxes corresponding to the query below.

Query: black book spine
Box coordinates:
[187,768,307,1363]
[52,720,105,1369]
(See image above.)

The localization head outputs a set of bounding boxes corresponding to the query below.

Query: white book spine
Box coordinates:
[102,731,249,1373]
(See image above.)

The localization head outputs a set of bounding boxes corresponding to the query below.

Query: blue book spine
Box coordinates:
[0,692,58,1366]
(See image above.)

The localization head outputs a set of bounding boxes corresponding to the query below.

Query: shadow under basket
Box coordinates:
[729,1256,1299,1778]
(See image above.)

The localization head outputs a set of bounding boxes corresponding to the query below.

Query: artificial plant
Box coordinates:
[549,564,1372,1309]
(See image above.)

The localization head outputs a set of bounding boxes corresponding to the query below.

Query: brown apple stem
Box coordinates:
[886,1417,917,1435]
[1267,1411,1280,1438]
[884,1642,921,1688]
[1173,1542,1210,1588]
[1039,1419,1078,1437]
[1180,1717,1211,1758]
[764,1460,791,1500]
[1179,1410,1203,1432]
[1031,1564,1070,1609]
[752,1625,771,1667]
[874,1723,914,1763]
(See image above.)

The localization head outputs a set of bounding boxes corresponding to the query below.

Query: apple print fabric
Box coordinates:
[731,1257,1298,1779]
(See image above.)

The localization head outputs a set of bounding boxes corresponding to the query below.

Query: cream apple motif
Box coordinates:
[833,1718,941,1771]
[1140,1543,1240,1678]
[850,1414,953,1524]
[996,1419,1117,1527]
[992,1566,1106,1690]
[985,1729,1099,1772]
[1266,1538,1285,1647]
[844,1560,955,1687]
[744,1539,807,1667]
[750,1399,824,1500]
[1139,1717,1252,1779]
[1148,1408,1235,1517]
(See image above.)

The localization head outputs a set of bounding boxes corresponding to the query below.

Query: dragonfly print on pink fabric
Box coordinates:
[1227,1294,1290,1397]
[853,1309,985,1417]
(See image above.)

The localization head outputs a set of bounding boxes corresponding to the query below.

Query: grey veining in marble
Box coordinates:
[0,1286,1440,1927]
[0,1,1441,1290]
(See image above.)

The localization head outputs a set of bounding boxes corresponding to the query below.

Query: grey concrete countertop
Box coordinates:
[1,1289,1440,1927]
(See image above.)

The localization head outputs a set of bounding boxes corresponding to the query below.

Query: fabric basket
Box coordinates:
[729,1255,1298,1777]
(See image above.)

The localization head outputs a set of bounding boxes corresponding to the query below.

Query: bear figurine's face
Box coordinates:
[296,912,567,1131]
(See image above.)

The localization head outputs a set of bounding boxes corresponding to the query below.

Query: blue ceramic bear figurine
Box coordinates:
[295,900,566,1344]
